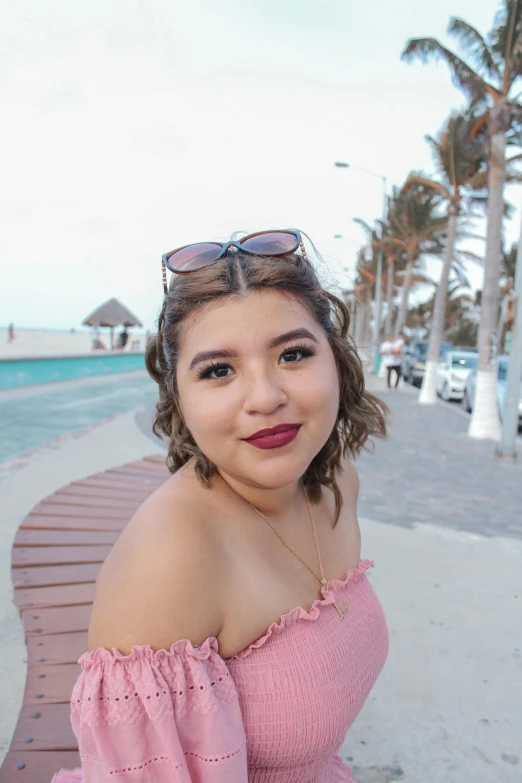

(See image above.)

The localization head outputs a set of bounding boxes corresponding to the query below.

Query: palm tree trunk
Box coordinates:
[354,298,364,347]
[496,292,508,353]
[468,113,506,440]
[394,249,415,336]
[420,205,458,404]
[385,253,394,336]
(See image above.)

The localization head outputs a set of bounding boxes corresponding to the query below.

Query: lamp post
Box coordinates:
[334,161,387,373]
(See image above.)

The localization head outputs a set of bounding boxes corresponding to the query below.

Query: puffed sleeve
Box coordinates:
[51,637,247,782]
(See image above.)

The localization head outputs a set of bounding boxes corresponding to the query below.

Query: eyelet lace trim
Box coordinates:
[80,743,245,774]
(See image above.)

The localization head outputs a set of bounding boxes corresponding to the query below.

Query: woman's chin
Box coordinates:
[225,457,313,491]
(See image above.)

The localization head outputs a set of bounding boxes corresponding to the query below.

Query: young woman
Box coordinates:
[53,229,388,783]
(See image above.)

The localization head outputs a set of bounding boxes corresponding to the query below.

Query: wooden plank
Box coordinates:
[143,453,168,464]
[71,473,161,488]
[14,529,119,547]
[13,563,101,589]
[13,546,111,568]
[32,502,131,519]
[24,663,80,704]
[0,751,80,783]
[39,492,141,510]
[27,632,88,666]
[20,514,127,532]
[109,465,168,478]
[23,604,92,635]
[15,582,96,610]
[60,483,152,501]
[10,703,77,751]
[89,470,164,485]
[125,459,169,473]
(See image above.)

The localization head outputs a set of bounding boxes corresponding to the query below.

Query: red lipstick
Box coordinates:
[243,423,301,450]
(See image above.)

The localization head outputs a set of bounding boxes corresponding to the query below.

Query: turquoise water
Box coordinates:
[0,353,146,389]
[0,373,158,464]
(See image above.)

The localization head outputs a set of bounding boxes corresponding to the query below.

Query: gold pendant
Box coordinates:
[333,600,349,620]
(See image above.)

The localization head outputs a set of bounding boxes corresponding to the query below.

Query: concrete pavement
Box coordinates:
[342,376,522,783]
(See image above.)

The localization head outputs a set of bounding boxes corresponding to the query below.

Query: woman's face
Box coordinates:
[176,289,340,491]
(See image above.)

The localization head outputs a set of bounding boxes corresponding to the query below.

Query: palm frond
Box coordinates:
[450,263,472,288]
[448,17,500,80]
[352,218,380,243]
[457,249,484,264]
[402,173,452,200]
[401,37,499,102]
[490,0,522,87]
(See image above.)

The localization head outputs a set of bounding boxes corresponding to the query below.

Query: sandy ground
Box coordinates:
[0,328,149,358]
[0,394,520,782]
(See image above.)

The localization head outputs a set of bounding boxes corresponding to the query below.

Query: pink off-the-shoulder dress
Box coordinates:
[52,559,388,783]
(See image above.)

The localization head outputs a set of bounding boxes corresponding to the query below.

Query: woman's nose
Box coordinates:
[243,371,288,414]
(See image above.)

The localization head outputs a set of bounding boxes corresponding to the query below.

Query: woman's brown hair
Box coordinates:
[145,249,387,521]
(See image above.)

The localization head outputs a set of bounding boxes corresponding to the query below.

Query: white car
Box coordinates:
[436,350,478,401]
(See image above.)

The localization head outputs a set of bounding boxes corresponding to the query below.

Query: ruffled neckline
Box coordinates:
[227,559,373,661]
[79,560,374,668]
[79,636,219,670]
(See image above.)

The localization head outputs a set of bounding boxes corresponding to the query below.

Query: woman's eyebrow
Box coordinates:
[267,328,319,349]
[189,348,237,371]
[188,328,318,371]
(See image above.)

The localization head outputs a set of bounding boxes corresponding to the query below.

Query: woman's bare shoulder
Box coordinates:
[88,467,226,654]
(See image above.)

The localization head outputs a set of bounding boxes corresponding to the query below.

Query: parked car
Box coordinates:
[463,356,522,422]
[436,350,478,401]
[402,340,453,387]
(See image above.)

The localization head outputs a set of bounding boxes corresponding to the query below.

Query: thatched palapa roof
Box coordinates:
[82,298,142,328]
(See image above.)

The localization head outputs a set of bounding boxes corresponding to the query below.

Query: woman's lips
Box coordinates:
[243,424,301,450]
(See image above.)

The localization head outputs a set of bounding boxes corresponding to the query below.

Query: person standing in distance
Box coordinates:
[380,333,404,388]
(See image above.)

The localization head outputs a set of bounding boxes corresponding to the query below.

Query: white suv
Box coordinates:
[436,351,478,401]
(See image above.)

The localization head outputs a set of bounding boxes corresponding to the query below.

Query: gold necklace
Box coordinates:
[230,483,349,620]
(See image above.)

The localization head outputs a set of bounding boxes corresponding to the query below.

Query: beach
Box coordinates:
[0,328,149,359]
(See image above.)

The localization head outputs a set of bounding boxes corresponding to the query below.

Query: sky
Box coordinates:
[1,0,519,330]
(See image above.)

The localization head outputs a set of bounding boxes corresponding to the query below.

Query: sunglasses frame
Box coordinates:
[161,229,306,293]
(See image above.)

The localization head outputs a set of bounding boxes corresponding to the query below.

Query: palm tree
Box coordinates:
[382,184,447,336]
[403,111,485,404]
[352,218,404,341]
[497,242,518,351]
[406,279,479,346]
[342,248,374,350]
[402,1,522,438]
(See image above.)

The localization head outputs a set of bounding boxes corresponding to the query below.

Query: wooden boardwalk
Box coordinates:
[0,455,169,783]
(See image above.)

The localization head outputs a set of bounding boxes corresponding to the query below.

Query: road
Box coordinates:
[356,379,522,540]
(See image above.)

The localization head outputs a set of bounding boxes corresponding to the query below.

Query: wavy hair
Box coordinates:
[145,249,387,521]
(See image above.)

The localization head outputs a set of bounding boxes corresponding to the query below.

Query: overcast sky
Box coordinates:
[1,0,517,330]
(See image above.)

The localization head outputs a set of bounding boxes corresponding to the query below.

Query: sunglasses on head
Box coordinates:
[161,229,307,294]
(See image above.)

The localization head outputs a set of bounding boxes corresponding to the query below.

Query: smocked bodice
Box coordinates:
[52,560,388,783]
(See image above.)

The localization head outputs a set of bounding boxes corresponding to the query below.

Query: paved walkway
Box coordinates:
[356,379,522,540]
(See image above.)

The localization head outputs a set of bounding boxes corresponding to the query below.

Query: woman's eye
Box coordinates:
[280,345,315,364]
[198,363,233,380]
[281,350,302,363]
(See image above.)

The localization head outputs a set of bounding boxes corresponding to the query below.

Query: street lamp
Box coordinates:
[334,161,388,373]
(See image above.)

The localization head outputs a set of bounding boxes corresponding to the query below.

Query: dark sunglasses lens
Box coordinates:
[241,231,299,256]
[166,243,223,272]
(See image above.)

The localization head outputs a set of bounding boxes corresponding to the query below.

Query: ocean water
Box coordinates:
[0,353,147,389]
[0,371,158,465]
